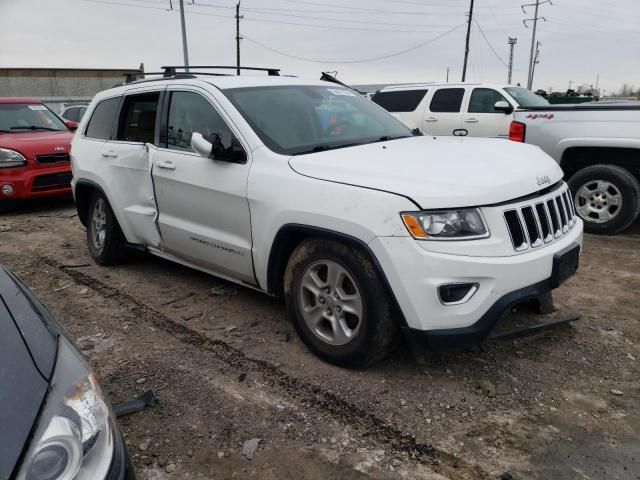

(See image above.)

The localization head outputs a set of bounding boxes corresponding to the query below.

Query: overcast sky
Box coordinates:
[1,0,639,94]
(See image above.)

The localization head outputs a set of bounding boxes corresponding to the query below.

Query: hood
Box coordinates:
[0,294,50,479]
[0,266,59,479]
[0,130,74,159]
[288,136,564,209]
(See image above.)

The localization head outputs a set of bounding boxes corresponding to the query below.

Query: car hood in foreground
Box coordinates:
[288,136,564,209]
[0,296,50,480]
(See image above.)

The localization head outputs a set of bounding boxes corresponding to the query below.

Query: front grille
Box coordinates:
[32,172,72,192]
[504,188,577,251]
[35,153,70,165]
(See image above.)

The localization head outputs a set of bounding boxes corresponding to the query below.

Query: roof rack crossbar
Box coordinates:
[162,65,280,76]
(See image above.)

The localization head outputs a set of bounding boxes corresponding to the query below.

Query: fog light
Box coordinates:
[438,283,479,305]
[1,184,15,196]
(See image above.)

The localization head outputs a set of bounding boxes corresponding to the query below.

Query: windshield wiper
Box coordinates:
[293,142,365,155]
[10,126,59,131]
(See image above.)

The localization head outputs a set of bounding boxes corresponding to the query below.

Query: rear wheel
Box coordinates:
[568,164,640,235]
[87,192,127,265]
[284,238,400,368]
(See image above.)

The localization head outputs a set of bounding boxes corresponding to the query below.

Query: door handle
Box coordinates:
[156,160,176,170]
[424,117,438,122]
[101,150,118,158]
[464,118,479,123]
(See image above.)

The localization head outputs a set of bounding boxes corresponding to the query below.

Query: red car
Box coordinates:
[0,98,78,213]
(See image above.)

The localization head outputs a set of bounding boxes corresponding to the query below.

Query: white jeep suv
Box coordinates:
[71,68,583,367]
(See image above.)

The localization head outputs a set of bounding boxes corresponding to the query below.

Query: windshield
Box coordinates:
[223,85,413,155]
[0,103,68,133]
[504,87,550,108]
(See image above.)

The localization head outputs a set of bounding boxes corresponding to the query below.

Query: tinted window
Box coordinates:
[117,92,160,143]
[167,91,240,156]
[371,89,427,112]
[85,98,120,140]
[468,88,509,113]
[78,107,87,121]
[64,107,81,122]
[429,88,465,113]
[224,85,411,155]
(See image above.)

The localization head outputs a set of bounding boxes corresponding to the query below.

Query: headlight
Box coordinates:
[401,208,489,240]
[0,148,27,168]
[17,338,114,480]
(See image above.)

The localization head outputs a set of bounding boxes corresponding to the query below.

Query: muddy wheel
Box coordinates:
[284,238,400,368]
[568,164,640,235]
[87,192,127,265]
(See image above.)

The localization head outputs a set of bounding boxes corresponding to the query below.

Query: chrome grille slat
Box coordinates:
[503,186,576,251]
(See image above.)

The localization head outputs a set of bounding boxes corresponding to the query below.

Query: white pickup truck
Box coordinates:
[510,103,640,234]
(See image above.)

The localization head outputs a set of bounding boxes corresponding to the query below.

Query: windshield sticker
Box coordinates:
[27,105,47,111]
[327,88,356,97]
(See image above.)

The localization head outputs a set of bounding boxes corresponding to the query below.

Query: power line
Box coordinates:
[473,18,508,67]
[242,23,465,64]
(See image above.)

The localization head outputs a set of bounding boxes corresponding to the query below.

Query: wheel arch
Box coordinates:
[560,146,640,180]
[74,179,109,227]
[266,224,408,327]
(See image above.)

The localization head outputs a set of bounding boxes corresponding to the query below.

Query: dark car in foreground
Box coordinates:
[0,265,134,480]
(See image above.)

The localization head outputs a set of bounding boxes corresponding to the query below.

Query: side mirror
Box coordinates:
[494,101,514,114]
[191,132,213,157]
[191,132,247,164]
[65,120,79,131]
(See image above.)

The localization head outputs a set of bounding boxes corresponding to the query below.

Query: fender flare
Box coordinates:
[266,224,408,327]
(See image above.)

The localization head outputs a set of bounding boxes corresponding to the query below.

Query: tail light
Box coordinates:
[509,121,526,142]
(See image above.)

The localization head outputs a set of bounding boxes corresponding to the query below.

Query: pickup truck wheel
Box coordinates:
[87,192,127,265]
[568,165,640,235]
[284,238,400,368]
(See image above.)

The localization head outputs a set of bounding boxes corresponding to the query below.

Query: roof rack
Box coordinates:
[162,65,280,77]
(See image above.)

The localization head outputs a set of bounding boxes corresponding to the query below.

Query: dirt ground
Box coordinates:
[1,197,639,480]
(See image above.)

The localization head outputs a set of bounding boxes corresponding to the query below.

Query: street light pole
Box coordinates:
[179,0,190,71]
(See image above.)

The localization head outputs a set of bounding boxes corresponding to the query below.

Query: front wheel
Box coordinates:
[86,192,127,265]
[284,238,400,368]
[568,164,640,235]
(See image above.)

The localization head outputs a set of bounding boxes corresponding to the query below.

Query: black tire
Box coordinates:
[567,164,640,235]
[86,192,127,265]
[284,238,401,368]
[0,200,11,215]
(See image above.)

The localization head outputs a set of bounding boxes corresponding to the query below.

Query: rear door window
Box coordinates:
[468,88,509,113]
[116,92,160,144]
[429,88,465,113]
[64,107,80,122]
[371,90,428,112]
[84,97,120,140]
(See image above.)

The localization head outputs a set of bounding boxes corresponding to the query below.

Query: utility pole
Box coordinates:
[522,0,551,89]
[530,41,541,89]
[446,67,450,83]
[461,0,474,82]
[178,0,189,71]
[235,1,243,75]
[507,37,517,84]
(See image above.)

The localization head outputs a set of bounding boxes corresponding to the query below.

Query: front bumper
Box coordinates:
[108,426,136,480]
[369,220,583,347]
[0,163,72,201]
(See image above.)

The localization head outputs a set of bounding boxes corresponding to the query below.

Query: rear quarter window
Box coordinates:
[84,97,121,140]
[371,90,428,112]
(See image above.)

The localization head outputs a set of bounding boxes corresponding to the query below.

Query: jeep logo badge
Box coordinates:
[536,175,551,186]
[54,146,65,152]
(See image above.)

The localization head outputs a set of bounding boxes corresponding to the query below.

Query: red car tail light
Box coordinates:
[509,121,526,143]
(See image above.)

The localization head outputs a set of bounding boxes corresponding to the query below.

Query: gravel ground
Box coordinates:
[1,197,639,480]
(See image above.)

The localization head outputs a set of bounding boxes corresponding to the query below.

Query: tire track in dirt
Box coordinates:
[42,256,492,480]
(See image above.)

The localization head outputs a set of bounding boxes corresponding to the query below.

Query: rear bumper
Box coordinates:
[0,164,72,200]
